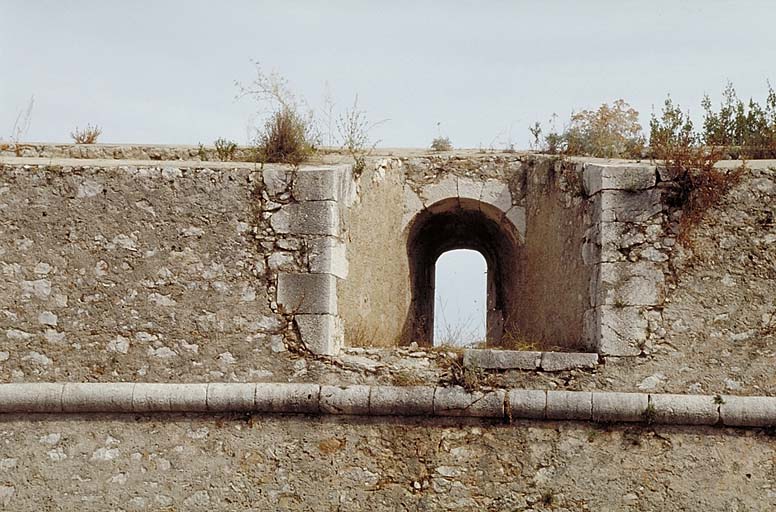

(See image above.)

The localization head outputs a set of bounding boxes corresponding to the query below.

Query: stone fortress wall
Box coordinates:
[0,146,774,510]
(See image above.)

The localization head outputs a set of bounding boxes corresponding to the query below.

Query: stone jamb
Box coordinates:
[270,165,353,356]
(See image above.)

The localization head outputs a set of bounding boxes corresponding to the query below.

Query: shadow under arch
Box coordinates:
[401,197,523,346]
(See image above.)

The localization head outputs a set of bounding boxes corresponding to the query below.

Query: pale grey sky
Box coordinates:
[3,1,776,148]
[435,250,487,346]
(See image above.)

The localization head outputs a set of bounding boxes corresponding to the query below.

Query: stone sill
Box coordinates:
[463,349,599,372]
[338,347,600,373]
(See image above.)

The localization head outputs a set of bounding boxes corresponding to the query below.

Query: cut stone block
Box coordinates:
[592,261,665,307]
[479,179,513,213]
[307,236,348,279]
[270,201,340,236]
[546,391,593,420]
[584,306,647,356]
[295,314,343,355]
[507,389,546,419]
[0,383,64,413]
[582,226,601,266]
[434,386,505,417]
[583,163,657,196]
[370,386,435,416]
[457,176,483,201]
[420,175,458,208]
[540,352,598,372]
[592,392,648,422]
[62,383,134,412]
[504,206,526,241]
[463,349,540,370]
[320,385,371,415]
[293,167,348,201]
[262,167,293,197]
[720,396,776,427]
[207,383,256,411]
[401,185,424,232]
[255,383,320,413]
[584,222,650,265]
[277,273,337,315]
[649,394,719,425]
[595,189,663,224]
[132,383,208,412]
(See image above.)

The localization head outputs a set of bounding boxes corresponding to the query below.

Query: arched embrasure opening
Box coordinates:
[402,197,522,347]
[434,249,487,347]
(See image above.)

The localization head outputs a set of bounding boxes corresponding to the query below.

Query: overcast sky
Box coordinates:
[3,1,776,149]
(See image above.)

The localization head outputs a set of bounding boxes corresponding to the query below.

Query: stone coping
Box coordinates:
[463,349,598,371]
[1,150,768,169]
[0,383,774,427]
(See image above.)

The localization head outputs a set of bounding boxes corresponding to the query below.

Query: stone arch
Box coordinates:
[402,192,524,346]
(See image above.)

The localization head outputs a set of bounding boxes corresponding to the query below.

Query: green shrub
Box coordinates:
[649,95,740,243]
[701,81,776,158]
[213,137,237,161]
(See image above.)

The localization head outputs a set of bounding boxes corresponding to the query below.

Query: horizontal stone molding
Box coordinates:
[1,383,774,428]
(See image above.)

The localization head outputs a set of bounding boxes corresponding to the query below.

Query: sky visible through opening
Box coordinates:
[434,250,487,347]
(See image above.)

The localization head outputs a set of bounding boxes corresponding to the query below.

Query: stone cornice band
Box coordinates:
[0,383,773,427]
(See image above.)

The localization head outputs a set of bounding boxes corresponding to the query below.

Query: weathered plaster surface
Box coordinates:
[0,161,301,382]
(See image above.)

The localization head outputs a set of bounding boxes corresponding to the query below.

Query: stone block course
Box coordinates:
[369,385,435,416]
[719,396,776,427]
[293,167,348,201]
[584,306,647,356]
[583,163,657,196]
[593,261,665,307]
[540,352,598,372]
[0,383,64,413]
[507,389,546,419]
[592,392,648,422]
[420,175,458,208]
[433,386,505,417]
[401,185,424,231]
[255,383,320,413]
[277,273,338,315]
[463,349,541,370]
[62,383,134,412]
[307,237,348,278]
[320,385,371,415]
[479,179,513,213]
[649,393,719,425]
[262,167,293,197]
[504,205,526,240]
[294,314,343,355]
[546,391,593,420]
[457,176,483,202]
[270,201,340,236]
[207,383,256,411]
[132,383,208,412]
[594,188,663,223]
